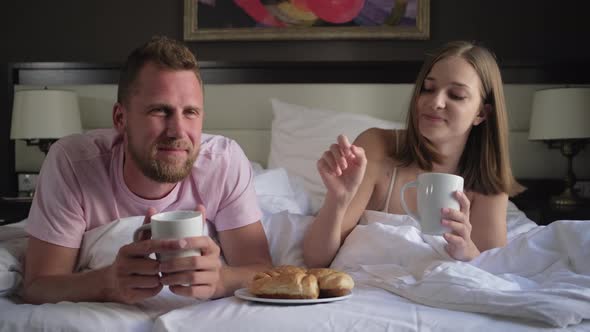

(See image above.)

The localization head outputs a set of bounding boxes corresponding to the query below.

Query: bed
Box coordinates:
[1,62,589,331]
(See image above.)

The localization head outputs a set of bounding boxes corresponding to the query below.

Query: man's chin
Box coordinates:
[148,168,191,183]
[147,158,196,183]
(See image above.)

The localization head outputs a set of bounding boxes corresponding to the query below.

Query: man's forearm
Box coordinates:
[215,263,272,298]
[22,266,113,304]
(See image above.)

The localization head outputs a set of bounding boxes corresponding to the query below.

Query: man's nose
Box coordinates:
[166,112,184,138]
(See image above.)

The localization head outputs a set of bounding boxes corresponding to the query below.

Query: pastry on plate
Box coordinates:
[250,265,319,299]
[248,265,354,299]
[308,268,355,297]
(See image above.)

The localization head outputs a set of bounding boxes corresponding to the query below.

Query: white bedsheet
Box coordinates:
[0,221,27,297]
[153,284,586,332]
[0,295,155,332]
[0,166,589,331]
[153,206,590,331]
[331,210,590,327]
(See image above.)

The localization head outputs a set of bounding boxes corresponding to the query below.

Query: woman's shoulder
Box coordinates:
[354,128,405,160]
[468,190,509,209]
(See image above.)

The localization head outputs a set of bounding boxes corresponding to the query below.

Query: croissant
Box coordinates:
[250,266,319,299]
[308,268,355,297]
[249,265,354,299]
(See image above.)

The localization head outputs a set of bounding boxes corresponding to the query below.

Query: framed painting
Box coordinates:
[183,0,429,41]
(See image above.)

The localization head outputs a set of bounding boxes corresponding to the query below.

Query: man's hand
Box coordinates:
[104,240,164,304]
[158,236,223,299]
[103,207,162,304]
[157,204,223,300]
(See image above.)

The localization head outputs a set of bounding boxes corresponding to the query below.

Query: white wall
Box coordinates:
[14,83,590,180]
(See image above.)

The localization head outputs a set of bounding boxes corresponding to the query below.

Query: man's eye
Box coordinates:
[150,108,167,115]
[185,109,201,118]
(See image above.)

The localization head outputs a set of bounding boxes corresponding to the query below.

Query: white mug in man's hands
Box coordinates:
[133,210,203,261]
[400,173,464,236]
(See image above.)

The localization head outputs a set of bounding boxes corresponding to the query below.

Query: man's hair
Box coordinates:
[117,36,201,105]
[395,40,517,196]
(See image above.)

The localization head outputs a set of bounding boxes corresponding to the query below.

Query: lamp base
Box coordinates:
[550,188,589,207]
[543,139,589,208]
[24,139,57,155]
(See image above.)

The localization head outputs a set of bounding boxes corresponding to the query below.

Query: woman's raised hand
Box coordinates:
[317,134,367,204]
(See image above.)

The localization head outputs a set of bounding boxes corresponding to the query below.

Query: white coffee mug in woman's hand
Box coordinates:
[133,210,203,261]
[400,173,464,235]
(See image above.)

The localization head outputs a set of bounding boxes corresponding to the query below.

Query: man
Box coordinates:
[22,36,272,304]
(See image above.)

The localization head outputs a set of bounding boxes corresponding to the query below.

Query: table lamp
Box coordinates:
[10,88,83,154]
[529,87,590,206]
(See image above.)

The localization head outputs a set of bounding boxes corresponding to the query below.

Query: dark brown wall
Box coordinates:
[1,0,588,64]
[1,0,588,196]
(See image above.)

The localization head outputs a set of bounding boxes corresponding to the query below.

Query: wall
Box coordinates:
[13,82,590,181]
[1,0,589,195]
[1,0,589,64]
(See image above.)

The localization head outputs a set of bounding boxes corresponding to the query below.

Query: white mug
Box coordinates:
[400,173,464,235]
[133,210,203,261]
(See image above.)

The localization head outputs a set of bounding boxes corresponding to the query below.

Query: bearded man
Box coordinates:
[22,36,272,304]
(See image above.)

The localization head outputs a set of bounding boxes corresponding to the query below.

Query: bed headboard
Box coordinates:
[3,61,589,196]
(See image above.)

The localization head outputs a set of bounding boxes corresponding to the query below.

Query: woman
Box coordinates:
[303,41,521,268]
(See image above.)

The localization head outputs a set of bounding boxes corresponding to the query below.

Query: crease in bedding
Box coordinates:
[331,210,590,327]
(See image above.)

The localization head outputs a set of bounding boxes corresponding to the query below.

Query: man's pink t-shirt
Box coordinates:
[26,129,262,248]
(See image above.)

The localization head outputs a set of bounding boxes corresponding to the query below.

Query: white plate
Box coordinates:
[234,288,352,305]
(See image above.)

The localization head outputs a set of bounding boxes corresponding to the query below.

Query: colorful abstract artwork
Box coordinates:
[183,0,429,40]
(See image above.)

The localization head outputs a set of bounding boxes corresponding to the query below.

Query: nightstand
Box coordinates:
[0,197,32,226]
[512,179,590,225]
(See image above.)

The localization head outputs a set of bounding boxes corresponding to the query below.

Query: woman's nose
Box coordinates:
[427,91,446,110]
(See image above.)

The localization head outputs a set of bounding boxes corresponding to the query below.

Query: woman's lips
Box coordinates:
[422,114,445,122]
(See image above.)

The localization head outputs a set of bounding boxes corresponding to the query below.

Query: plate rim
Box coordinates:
[234,288,352,304]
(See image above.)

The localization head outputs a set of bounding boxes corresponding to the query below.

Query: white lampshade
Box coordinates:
[11,89,83,140]
[529,88,590,140]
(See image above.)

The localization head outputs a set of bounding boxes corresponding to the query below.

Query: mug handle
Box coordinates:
[133,223,152,242]
[400,181,420,222]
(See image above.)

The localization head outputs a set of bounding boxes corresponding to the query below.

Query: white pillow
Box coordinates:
[254,167,311,216]
[268,98,405,213]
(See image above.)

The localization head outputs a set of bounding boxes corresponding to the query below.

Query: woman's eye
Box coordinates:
[421,86,433,93]
[449,94,467,101]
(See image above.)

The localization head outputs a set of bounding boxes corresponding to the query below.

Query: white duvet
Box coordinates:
[0,166,589,331]
[331,210,590,327]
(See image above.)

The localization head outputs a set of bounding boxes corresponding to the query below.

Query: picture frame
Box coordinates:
[183,0,429,41]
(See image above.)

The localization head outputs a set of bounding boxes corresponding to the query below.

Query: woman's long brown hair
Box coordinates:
[395,41,517,196]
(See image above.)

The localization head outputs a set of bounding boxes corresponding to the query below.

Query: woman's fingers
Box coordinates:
[350,145,366,167]
[442,219,468,238]
[444,232,464,247]
[337,134,352,154]
[455,191,470,214]
[319,151,341,176]
[329,143,347,170]
[441,208,466,224]
[317,135,365,178]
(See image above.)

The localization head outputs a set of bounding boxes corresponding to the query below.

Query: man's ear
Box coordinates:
[112,102,126,134]
[473,103,491,126]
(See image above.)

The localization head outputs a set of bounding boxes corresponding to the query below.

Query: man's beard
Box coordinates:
[128,135,199,183]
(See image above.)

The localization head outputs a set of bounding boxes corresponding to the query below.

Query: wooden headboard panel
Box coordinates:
[3,61,588,196]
